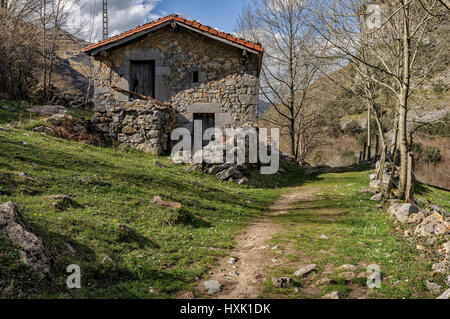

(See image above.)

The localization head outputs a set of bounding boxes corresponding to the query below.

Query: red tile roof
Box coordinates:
[82,14,264,54]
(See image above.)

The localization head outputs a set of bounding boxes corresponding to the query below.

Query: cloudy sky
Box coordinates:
[72,0,246,42]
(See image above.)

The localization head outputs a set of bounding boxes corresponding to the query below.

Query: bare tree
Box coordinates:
[238,0,323,161]
[36,0,80,100]
[0,0,39,98]
[309,0,448,199]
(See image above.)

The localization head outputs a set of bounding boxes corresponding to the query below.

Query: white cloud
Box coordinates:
[68,0,162,42]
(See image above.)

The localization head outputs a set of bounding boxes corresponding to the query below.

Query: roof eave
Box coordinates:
[83,20,264,58]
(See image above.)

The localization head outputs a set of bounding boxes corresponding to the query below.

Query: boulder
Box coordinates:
[294,264,318,277]
[408,212,426,224]
[322,291,343,299]
[437,289,450,299]
[393,204,420,223]
[426,280,442,294]
[208,163,232,175]
[0,202,51,278]
[316,278,333,286]
[204,280,223,295]
[272,277,292,288]
[28,105,68,116]
[370,193,384,202]
[341,272,356,281]
[216,166,244,181]
[44,113,74,126]
[337,264,357,271]
[432,262,448,275]
[33,126,55,136]
[415,212,450,237]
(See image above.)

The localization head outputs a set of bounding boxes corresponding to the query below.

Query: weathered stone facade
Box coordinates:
[89,21,261,153]
[92,99,175,154]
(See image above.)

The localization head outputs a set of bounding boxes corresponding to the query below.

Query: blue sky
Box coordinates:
[154,0,245,32]
[73,0,246,41]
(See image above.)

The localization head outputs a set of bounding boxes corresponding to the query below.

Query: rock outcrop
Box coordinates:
[0,202,51,279]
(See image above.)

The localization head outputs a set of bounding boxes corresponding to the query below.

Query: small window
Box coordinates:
[192,71,199,83]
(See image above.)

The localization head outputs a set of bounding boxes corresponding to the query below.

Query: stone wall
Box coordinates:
[91,99,175,154]
[92,24,260,134]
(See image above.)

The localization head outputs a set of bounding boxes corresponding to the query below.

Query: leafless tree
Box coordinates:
[309,0,448,199]
[36,0,80,100]
[0,0,40,98]
[238,0,324,162]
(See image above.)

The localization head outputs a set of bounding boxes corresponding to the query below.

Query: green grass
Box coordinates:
[260,171,450,299]
[0,126,289,298]
[1,101,449,299]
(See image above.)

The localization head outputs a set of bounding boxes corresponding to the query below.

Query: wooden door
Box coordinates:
[193,113,215,147]
[130,61,155,99]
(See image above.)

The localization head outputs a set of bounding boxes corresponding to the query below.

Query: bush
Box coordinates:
[343,120,362,136]
[423,146,442,164]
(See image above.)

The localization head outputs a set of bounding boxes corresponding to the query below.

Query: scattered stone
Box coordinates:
[320,234,329,240]
[371,193,384,202]
[337,264,357,272]
[44,113,74,126]
[316,278,333,286]
[369,174,377,181]
[341,272,356,281]
[33,126,55,136]
[408,212,425,224]
[228,257,238,264]
[18,172,29,178]
[272,277,292,288]
[229,271,239,277]
[437,289,450,299]
[65,243,76,256]
[416,244,426,251]
[47,195,74,212]
[237,177,249,185]
[271,245,279,250]
[204,280,223,295]
[356,272,370,279]
[415,212,450,237]
[101,255,114,265]
[426,280,442,294]
[432,262,448,275]
[148,287,155,294]
[394,204,420,223]
[152,196,181,209]
[23,142,29,146]
[0,202,51,278]
[294,264,318,277]
[294,288,299,293]
[28,105,68,116]
[404,230,412,237]
[322,291,343,299]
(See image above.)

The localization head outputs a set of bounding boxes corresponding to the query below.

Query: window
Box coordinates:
[130,60,155,99]
[192,71,199,83]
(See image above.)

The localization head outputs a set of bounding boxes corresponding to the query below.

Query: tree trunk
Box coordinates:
[398,2,411,199]
[367,105,371,161]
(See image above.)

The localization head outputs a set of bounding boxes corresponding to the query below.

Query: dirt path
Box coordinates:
[197,188,318,299]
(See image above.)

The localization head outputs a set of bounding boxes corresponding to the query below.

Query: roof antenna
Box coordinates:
[103,0,108,40]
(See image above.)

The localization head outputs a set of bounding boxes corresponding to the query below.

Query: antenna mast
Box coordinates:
[102,0,108,40]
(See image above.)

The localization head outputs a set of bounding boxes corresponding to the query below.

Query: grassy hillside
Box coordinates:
[1,100,449,299]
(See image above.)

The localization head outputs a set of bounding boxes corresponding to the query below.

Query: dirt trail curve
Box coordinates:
[197,188,318,299]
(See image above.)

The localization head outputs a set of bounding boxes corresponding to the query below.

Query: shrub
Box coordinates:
[343,120,362,135]
[422,146,442,164]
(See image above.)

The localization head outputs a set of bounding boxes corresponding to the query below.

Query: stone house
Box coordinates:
[83,14,264,154]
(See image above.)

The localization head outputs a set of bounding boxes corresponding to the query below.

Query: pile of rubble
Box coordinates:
[387,201,450,298]
[26,105,100,145]
[365,159,450,298]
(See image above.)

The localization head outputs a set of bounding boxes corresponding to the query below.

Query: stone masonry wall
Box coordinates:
[91,99,175,154]
[92,25,260,134]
